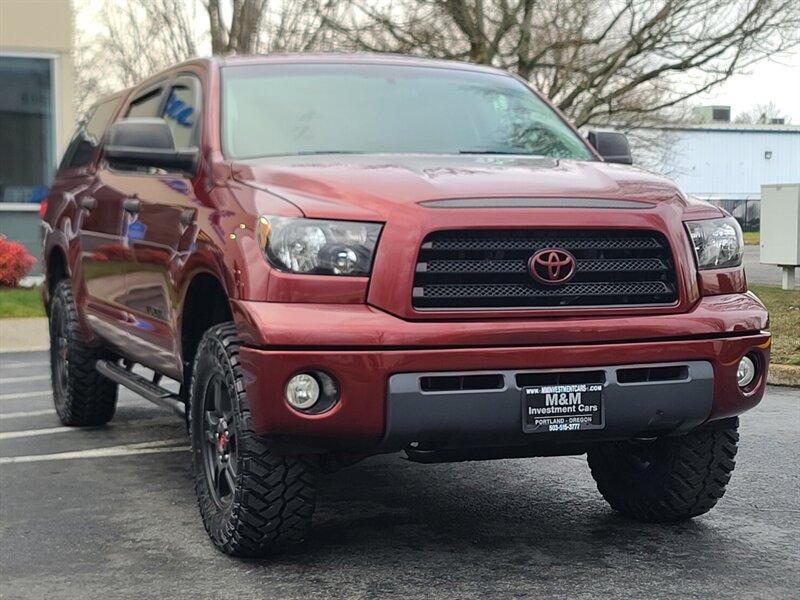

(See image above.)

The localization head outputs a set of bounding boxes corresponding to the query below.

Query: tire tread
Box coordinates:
[587,422,739,522]
[49,280,117,426]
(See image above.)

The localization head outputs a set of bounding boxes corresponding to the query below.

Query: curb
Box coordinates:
[0,317,49,354]
[0,345,50,354]
[768,365,800,388]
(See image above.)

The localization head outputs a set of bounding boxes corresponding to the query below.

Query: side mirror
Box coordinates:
[587,130,633,165]
[105,118,198,173]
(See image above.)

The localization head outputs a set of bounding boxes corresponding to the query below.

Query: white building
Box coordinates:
[632,123,800,229]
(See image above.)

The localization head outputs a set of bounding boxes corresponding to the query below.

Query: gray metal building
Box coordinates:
[633,122,800,229]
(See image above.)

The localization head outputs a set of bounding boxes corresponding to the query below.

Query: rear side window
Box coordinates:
[59,97,119,170]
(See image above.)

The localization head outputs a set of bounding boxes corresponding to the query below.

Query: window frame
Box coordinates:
[218,62,598,162]
[0,51,59,204]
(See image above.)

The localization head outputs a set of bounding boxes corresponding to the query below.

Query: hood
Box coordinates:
[232,154,688,221]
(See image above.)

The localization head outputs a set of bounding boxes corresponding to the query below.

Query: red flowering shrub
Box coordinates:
[0,235,36,287]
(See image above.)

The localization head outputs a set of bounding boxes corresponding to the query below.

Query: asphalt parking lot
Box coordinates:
[743,245,800,288]
[1,350,799,600]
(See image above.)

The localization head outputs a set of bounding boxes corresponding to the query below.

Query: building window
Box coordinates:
[711,107,730,123]
[0,55,55,204]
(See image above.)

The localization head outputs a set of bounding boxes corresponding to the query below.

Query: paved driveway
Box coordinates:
[744,245,799,288]
[1,350,799,600]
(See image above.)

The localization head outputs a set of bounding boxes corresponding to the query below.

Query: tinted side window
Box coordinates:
[60,97,119,170]
[163,78,201,150]
[126,89,163,118]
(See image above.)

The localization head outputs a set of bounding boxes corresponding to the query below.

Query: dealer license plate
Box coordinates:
[522,383,604,433]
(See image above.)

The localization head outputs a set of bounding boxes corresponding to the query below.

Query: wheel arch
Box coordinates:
[179,270,234,385]
[44,245,70,313]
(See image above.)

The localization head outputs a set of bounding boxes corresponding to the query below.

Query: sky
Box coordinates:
[693,48,800,124]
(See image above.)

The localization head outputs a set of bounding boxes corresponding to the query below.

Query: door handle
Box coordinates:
[80,196,97,210]
[123,198,141,214]
[179,208,196,226]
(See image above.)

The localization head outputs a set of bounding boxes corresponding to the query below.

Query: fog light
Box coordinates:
[285,374,320,410]
[736,355,757,388]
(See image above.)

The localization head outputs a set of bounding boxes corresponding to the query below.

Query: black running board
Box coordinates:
[95,360,185,418]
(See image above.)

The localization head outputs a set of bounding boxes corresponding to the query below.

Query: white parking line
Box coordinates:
[0,361,49,370]
[0,409,56,419]
[0,416,180,440]
[0,390,53,400]
[0,439,188,464]
[0,375,51,385]
[0,425,81,440]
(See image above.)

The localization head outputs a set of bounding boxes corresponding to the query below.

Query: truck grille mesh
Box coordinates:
[412,230,678,309]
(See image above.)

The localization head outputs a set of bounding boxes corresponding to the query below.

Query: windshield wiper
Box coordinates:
[293,149,544,157]
[458,149,540,156]
[296,150,368,155]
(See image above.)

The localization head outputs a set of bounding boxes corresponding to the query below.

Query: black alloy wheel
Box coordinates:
[200,373,238,509]
[50,302,70,413]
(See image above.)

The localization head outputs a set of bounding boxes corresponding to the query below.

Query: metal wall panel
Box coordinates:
[651,129,800,199]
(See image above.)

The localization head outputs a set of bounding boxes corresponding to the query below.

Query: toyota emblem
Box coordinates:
[529,249,577,285]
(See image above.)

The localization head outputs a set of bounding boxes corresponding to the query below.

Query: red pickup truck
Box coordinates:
[41,54,770,556]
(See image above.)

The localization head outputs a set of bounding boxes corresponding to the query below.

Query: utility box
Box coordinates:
[760,183,800,289]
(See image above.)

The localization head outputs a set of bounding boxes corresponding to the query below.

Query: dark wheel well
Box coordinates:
[181,273,233,387]
[46,249,68,313]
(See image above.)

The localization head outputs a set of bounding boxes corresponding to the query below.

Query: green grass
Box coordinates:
[0,287,46,318]
[750,285,800,366]
[743,231,760,245]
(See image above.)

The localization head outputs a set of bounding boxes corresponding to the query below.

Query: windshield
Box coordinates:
[221,63,594,161]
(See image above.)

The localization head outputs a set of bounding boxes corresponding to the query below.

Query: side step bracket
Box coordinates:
[96,359,185,418]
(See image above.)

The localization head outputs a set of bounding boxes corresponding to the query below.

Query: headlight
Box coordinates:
[685,217,743,269]
[257,216,382,276]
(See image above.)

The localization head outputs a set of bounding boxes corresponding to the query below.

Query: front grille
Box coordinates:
[412,229,678,309]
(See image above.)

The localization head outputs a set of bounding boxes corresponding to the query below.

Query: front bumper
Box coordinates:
[384,361,714,449]
[234,294,770,450]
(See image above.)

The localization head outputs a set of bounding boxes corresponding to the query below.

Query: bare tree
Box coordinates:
[734,101,792,124]
[98,0,198,85]
[74,0,799,133]
[74,0,198,115]
[322,0,800,127]
[257,0,344,52]
[207,0,268,53]
[73,0,339,116]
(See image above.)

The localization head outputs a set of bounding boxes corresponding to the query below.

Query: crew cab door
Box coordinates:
[62,95,131,352]
[103,75,204,379]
